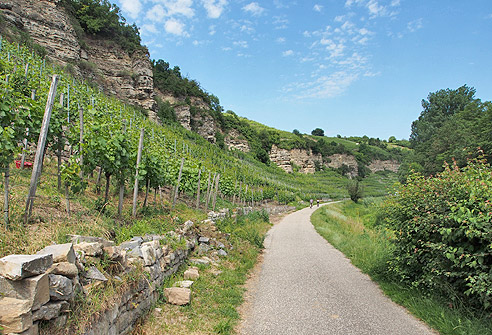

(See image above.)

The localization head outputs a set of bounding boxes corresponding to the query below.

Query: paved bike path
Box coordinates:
[240,204,435,335]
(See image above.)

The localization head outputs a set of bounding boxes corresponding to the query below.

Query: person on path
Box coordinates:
[317,199,319,207]
[310,199,313,208]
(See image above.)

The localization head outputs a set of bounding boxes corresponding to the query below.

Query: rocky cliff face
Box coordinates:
[0,0,158,120]
[269,145,322,174]
[325,154,359,177]
[224,129,250,152]
[269,147,400,176]
[368,160,400,173]
[156,90,217,143]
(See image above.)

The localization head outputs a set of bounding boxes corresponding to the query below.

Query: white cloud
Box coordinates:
[141,24,158,35]
[345,0,399,18]
[163,0,195,18]
[313,4,323,12]
[202,0,228,19]
[282,50,294,56]
[295,71,359,99]
[242,2,265,16]
[222,46,232,51]
[334,15,345,22]
[146,4,166,22]
[164,18,189,36]
[209,25,217,35]
[407,18,423,32]
[120,0,142,19]
[273,16,289,29]
[240,24,255,33]
[233,40,249,48]
[276,37,286,43]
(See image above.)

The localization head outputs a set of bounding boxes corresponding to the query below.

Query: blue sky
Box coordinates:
[114,0,492,140]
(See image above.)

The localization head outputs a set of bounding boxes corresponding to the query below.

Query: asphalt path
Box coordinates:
[240,204,435,335]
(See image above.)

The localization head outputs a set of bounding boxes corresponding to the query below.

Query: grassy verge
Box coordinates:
[134,211,272,334]
[311,200,492,335]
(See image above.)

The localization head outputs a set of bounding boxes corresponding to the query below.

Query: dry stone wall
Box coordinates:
[0,206,292,335]
[0,224,198,335]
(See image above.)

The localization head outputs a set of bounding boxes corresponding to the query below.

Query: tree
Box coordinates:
[410,85,476,146]
[347,180,363,203]
[311,128,324,136]
[409,85,478,175]
[293,129,301,136]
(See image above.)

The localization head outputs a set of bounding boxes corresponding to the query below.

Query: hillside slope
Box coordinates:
[0,0,407,177]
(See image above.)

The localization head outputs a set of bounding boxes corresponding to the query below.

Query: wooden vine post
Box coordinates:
[172,157,185,208]
[118,120,126,216]
[232,180,237,205]
[79,105,84,180]
[206,173,215,210]
[238,182,242,207]
[132,128,145,217]
[4,161,10,228]
[244,185,248,207]
[24,75,59,224]
[195,168,202,210]
[212,173,220,211]
[205,172,212,210]
[56,93,64,191]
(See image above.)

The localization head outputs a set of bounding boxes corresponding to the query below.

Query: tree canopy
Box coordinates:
[61,0,145,54]
[402,85,492,178]
[311,128,325,136]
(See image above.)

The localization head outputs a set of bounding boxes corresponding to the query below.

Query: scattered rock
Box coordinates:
[182,220,194,233]
[37,243,76,264]
[183,267,199,280]
[164,287,191,306]
[198,244,210,254]
[217,249,228,257]
[198,236,210,244]
[174,280,194,288]
[85,266,108,282]
[189,258,210,266]
[0,297,32,333]
[48,274,73,301]
[0,254,53,280]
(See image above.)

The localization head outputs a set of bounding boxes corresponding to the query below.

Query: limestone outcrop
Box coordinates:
[0,0,158,120]
[269,145,322,174]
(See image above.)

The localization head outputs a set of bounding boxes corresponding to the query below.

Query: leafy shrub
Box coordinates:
[382,157,492,310]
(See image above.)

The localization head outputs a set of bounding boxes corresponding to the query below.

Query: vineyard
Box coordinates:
[0,36,396,256]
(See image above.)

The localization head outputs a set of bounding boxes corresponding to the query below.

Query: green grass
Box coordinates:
[311,200,492,335]
[135,211,272,334]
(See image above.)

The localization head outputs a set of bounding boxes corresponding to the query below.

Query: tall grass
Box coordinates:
[311,200,492,335]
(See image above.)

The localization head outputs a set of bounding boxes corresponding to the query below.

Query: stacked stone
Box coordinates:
[0,223,198,335]
[0,243,77,334]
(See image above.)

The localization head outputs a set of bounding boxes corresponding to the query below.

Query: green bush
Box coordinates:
[382,157,492,310]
